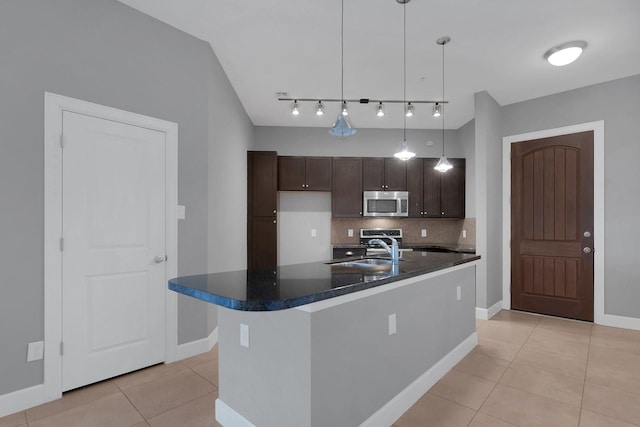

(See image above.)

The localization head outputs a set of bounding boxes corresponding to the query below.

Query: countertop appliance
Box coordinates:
[360,228,410,256]
[363,191,409,217]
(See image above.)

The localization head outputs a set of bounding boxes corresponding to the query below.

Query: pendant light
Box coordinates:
[330,0,356,138]
[394,0,415,161]
[434,36,453,172]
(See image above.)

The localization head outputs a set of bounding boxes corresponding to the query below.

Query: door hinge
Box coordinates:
[60,342,64,356]
[59,237,64,252]
[60,134,65,148]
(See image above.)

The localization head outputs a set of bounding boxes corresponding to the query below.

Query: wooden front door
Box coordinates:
[511,131,594,321]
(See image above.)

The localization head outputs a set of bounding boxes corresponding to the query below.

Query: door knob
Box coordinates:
[583,247,592,254]
[154,255,166,263]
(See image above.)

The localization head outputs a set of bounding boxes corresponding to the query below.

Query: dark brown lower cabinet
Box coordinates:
[248,151,278,269]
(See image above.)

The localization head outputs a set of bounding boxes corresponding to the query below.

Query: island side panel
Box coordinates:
[309,265,476,427]
[217,307,312,427]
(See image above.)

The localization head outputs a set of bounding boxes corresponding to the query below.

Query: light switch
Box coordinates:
[348,229,354,237]
[177,205,186,220]
[27,341,44,362]
[421,229,427,237]
[462,229,467,239]
[311,229,317,237]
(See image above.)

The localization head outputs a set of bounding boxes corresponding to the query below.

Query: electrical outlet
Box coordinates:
[240,323,249,348]
[177,205,186,220]
[421,229,427,237]
[456,286,461,301]
[462,229,467,239]
[348,229,354,237]
[388,314,397,336]
[27,341,44,362]
[311,229,317,237]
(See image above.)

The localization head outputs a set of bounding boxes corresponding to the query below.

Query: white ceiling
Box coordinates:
[118,0,640,130]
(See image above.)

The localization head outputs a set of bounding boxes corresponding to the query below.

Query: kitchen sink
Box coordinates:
[328,258,399,268]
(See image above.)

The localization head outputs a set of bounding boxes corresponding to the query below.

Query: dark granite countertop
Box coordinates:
[333,243,476,254]
[169,251,479,312]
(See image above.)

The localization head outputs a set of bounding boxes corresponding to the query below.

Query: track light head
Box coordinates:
[341,101,348,116]
[433,103,442,117]
[405,103,414,117]
[376,102,385,117]
[315,101,325,116]
[291,100,300,116]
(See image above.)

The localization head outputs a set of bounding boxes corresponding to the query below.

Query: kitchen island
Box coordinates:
[169,251,479,427]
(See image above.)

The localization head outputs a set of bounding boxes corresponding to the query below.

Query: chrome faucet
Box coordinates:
[368,237,399,264]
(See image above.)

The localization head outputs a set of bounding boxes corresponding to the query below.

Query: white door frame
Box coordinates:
[43,92,179,402]
[502,121,605,324]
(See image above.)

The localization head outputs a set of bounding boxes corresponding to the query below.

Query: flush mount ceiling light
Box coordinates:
[434,36,453,173]
[315,101,324,116]
[544,40,587,66]
[394,0,415,161]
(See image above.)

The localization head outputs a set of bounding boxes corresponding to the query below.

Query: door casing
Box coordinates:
[44,92,179,402]
[502,121,604,324]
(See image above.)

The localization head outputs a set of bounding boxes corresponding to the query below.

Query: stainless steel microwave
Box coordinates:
[363,191,409,217]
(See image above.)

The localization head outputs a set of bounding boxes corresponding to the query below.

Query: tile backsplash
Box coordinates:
[332,217,476,247]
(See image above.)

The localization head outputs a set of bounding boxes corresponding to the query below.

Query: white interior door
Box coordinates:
[61,110,166,391]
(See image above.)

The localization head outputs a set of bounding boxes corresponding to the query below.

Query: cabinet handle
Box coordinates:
[345,251,354,256]
[273,220,276,224]
[441,211,445,215]
[273,210,276,214]
[302,184,305,188]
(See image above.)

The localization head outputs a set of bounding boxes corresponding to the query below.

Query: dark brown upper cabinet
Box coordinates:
[278,156,332,191]
[332,157,363,217]
[407,157,465,218]
[362,157,407,191]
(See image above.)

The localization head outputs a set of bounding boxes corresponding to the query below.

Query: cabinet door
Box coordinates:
[248,216,277,268]
[406,158,423,217]
[362,157,385,190]
[305,157,332,191]
[441,158,465,218]
[422,158,442,218]
[278,156,306,191]
[332,157,363,217]
[249,151,277,216]
[384,158,407,190]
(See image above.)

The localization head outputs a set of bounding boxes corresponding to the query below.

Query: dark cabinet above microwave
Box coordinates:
[362,157,407,191]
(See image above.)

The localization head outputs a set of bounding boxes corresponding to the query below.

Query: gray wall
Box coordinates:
[502,74,640,318]
[459,118,476,217]
[278,193,332,266]
[0,0,251,395]
[474,92,504,310]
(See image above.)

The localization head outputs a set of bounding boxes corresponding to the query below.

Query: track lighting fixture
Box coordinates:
[432,103,441,117]
[405,102,414,117]
[341,101,349,116]
[291,100,300,116]
[376,102,385,117]
[315,101,324,116]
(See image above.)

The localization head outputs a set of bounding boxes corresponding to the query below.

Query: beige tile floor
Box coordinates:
[3,310,640,426]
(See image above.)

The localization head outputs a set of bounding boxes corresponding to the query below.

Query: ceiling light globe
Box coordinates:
[544,41,587,66]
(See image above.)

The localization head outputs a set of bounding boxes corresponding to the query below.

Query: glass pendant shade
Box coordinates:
[329,113,357,138]
[394,139,415,161]
[434,156,453,172]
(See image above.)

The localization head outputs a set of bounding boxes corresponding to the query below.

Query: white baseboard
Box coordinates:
[476,300,503,320]
[600,314,640,331]
[0,383,46,419]
[216,398,256,427]
[174,327,218,361]
[360,332,478,427]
